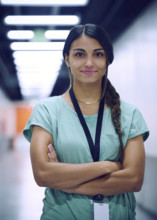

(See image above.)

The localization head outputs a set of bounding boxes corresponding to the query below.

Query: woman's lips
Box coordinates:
[81,70,97,75]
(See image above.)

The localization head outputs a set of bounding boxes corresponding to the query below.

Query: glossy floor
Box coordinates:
[0,136,156,220]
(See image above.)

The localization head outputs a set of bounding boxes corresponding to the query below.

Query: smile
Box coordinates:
[81,70,97,75]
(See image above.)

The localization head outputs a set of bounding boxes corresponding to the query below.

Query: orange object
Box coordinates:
[16,107,32,134]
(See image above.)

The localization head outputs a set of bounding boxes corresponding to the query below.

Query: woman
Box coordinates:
[23,24,149,220]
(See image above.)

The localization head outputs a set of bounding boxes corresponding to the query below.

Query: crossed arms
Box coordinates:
[30,125,145,196]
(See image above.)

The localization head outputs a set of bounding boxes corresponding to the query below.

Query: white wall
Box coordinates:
[0,88,13,153]
[0,88,11,105]
[109,0,157,157]
[0,88,16,138]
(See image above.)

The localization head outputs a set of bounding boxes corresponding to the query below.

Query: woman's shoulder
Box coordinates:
[120,100,138,113]
[119,100,142,122]
[31,96,65,117]
[120,100,146,125]
[35,95,62,108]
[120,100,149,141]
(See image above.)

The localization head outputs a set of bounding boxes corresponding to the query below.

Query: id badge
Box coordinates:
[94,202,109,220]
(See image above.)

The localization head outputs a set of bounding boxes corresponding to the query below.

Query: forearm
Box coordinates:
[62,168,143,196]
[67,135,145,197]
[36,160,120,190]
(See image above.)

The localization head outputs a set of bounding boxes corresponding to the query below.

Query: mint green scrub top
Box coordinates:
[23,96,149,220]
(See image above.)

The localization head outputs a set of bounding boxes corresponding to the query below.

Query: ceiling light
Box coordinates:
[20,87,54,99]
[13,50,63,99]
[17,67,60,99]
[18,68,59,99]
[17,71,58,85]
[1,0,89,6]
[10,42,65,50]
[7,30,34,40]
[4,15,80,26]
[14,59,62,68]
[45,30,70,40]
[13,50,63,60]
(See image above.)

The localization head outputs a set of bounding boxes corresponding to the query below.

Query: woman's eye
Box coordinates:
[75,52,85,57]
[95,52,105,57]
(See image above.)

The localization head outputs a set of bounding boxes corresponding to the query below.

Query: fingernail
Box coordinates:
[48,152,52,158]
[48,144,52,150]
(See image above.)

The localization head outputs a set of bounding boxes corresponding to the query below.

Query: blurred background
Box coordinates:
[0,0,157,219]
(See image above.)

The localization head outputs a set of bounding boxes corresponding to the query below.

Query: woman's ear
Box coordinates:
[64,54,70,67]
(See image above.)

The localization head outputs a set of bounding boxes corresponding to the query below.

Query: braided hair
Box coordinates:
[63,24,124,161]
[106,79,124,161]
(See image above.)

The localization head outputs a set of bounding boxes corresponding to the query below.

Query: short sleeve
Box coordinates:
[23,102,54,143]
[128,108,149,141]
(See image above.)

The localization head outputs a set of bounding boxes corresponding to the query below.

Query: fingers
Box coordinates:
[48,144,58,162]
[115,161,122,171]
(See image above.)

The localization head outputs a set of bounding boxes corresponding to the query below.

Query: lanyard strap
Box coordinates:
[69,87,105,162]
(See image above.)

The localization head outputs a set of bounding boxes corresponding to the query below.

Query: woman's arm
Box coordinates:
[30,125,121,190]
[62,135,145,196]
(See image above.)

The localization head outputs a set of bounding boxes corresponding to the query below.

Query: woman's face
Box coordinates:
[65,34,107,85]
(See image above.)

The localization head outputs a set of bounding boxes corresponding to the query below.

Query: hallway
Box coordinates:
[0,136,44,220]
[0,1,157,219]
[0,136,156,220]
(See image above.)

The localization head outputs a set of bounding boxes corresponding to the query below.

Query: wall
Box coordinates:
[0,0,157,215]
[0,88,14,153]
[0,88,33,153]
[109,0,157,216]
[109,0,157,158]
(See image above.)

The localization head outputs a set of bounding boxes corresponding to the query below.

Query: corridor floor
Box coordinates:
[0,136,156,220]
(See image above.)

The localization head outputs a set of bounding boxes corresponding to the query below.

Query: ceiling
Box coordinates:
[0,0,153,101]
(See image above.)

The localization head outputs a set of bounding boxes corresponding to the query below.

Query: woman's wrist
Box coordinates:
[109,161,122,173]
[101,161,121,174]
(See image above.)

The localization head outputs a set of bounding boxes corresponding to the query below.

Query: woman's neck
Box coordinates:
[72,82,102,104]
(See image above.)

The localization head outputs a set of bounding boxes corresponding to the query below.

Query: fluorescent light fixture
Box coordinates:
[13,50,63,99]
[14,60,62,68]
[20,87,54,99]
[15,64,61,72]
[20,86,54,99]
[1,0,89,6]
[18,68,59,99]
[15,60,62,70]
[13,50,63,60]
[13,51,63,72]
[7,30,34,40]
[17,68,59,98]
[4,15,80,26]
[10,42,65,50]
[17,71,57,85]
[45,30,70,40]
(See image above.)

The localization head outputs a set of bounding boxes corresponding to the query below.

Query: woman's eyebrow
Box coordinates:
[94,48,104,52]
[72,48,104,52]
[72,48,85,52]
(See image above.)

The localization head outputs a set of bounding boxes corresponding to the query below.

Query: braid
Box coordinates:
[105,79,124,162]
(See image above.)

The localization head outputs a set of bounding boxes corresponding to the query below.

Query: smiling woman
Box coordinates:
[64,35,107,86]
[23,24,149,220]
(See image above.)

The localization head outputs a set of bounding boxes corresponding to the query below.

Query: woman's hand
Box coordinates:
[47,143,122,195]
[31,126,122,191]
[47,144,58,162]
[31,126,145,195]
[47,144,122,173]
[112,161,122,172]
[61,135,145,196]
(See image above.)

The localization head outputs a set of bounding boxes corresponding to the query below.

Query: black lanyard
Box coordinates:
[69,87,105,201]
[69,87,105,162]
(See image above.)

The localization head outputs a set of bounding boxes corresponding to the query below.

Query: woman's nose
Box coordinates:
[85,57,94,67]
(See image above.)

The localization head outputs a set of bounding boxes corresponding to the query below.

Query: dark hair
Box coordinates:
[63,24,113,65]
[63,24,124,161]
